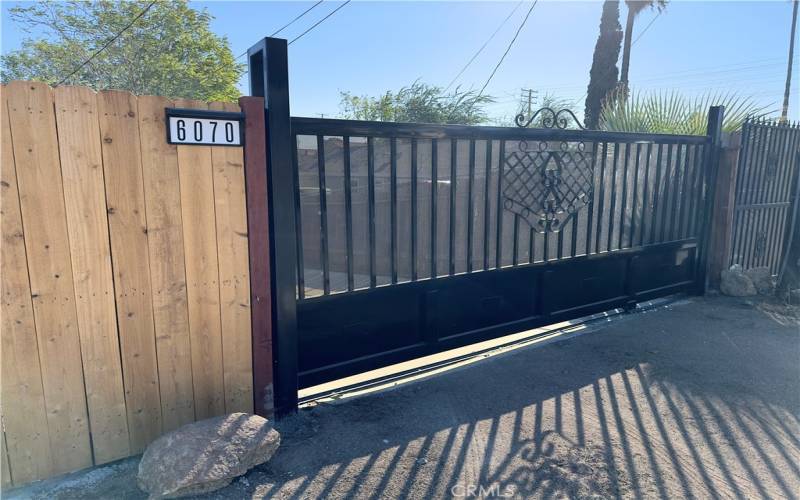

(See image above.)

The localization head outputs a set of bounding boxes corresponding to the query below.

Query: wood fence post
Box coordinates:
[247,37,299,416]
[708,131,741,289]
[240,95,275,417]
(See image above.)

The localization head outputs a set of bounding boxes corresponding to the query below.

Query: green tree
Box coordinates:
[339,82,494,125]
[619,0,667,92]
[1,0,243,101]
[584,0,623,130]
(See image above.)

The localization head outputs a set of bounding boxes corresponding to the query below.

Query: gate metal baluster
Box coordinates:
[659,144,674,243]
[773,123,797,271]
[691,143,707,240]
[775,124,800,273]
[343,136,354,291]
[765,123,790,271]
[411,138,418,281]
[595,142,608,253]
[730,122,753,265]
[667,143,684,242]
[467,139,476,273]
[752,124,776,268]
[607,143,620,251]
[585,142,600,255]
[530,227,537,264]
[570,197,579,258]
[734,125,754,266]
[685,144,701,240]
[543,216,548,261]
[292,134,305,299]
[742,125,769,268]
[390,137,398,284]
[649,143,664,244]
[368,136,377,287]
[557,208,564,259]
[762,124,784,271]
[618,142,632,249]
[638,142,653,247]
[317,135,330,295]
[677,143,692,240]
[628,143,642,246]
[450,139,457,275]
[431,138,438,278]
[496,140,506,268]
[513,212,520,265]
[483,140,493,270]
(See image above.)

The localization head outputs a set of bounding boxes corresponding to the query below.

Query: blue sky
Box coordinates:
[2,1,798,120]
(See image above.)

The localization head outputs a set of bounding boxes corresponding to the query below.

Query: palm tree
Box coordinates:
[585,0,624,129]
[619,1,667,92]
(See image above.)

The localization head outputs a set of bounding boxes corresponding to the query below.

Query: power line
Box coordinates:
[471,0,539,106]
[55,0,156,86]
[289,0,351,45]
[537,61,792,94]
[443,0,525,92]
[236,0,326,60]
[272,0,325,37]
[631,9,661,45]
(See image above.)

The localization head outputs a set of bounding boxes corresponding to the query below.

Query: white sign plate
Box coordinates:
[167,115,242,146]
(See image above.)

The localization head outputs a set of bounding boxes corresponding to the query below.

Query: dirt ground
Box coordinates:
[7,295,800,499]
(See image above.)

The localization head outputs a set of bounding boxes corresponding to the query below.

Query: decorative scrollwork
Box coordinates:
[502,141,594,233]
[515,107,586,130]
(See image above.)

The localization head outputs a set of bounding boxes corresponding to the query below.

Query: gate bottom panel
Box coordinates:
[297,240,698,388]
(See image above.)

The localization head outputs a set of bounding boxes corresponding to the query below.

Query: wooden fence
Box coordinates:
[1,81,254,487]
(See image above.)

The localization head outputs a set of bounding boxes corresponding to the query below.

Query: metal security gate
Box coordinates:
[248,38,723,414]
[730,119,800,274]
[290,115,720,390]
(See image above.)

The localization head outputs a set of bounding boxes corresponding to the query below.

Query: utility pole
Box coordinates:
[521,88,538,114]
[781,0,798,124]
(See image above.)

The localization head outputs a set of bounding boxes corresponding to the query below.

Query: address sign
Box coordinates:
[165,108,244,146]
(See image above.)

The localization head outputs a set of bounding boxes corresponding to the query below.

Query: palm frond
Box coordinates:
[600,89,775,135]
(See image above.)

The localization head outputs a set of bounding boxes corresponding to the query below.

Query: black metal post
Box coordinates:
[697,105,725,294]
[248,37,299,415]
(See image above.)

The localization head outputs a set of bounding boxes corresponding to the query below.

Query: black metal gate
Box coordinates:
[290,115,720,391]
[248,38,724,414]
[730,119,800,275]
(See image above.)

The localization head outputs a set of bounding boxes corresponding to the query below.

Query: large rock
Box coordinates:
[744,266,775,295]
[137,413,280,499]
[720,265,757,297]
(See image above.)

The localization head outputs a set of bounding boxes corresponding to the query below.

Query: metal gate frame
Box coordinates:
[247,37,725,415]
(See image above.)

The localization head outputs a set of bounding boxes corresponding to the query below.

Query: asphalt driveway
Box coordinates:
[9,295,800,499]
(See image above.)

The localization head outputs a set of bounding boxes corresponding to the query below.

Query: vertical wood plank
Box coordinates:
[239,96,274,417]
[54,86,130,463]
[1,84,54,483]
[97,90,162,452]
[210,101,253,414]
[5,81,92,474]
[137,95,196,432]
[175,99,225,419]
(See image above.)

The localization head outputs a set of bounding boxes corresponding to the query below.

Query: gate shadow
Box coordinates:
[252,297,799,499]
